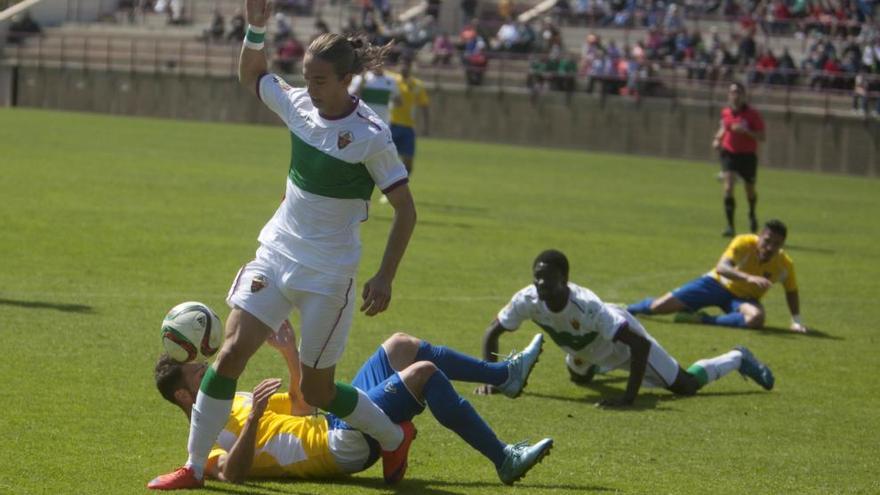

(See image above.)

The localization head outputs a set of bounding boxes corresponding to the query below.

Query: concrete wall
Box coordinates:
[10,66,880,176]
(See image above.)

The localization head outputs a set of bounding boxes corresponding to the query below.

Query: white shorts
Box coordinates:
[566,341,681,389]
[226,246,355,369]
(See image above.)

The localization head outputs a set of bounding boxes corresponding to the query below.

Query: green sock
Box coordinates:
[325,381,359,418]
[686,364,709,387]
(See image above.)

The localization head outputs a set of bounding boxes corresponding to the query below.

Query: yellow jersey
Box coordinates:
[389,73,429,129]
[710,234,798,300]
[207,392,343,479]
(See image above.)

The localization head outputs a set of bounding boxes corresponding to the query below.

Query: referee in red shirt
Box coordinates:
[712,82,766,237]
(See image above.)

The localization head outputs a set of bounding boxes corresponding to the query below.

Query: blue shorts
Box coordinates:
[671,276,759,314]
[390,124,416,157]
[351,345,426,423]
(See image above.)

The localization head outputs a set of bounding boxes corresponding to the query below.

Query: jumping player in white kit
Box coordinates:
[148,0,417,489]
[476,250,776,407]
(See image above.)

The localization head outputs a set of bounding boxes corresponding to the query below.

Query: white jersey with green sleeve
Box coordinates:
[256,73,408,278]
[348,71,399,124]
[497,283,658,370]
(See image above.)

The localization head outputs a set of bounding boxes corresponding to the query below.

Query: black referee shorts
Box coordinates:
[720,150,758,184]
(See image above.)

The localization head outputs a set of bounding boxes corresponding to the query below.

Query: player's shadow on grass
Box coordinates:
[0,297,94,314]
[525,376,766,411]
[783,244,835,255]
[201,475,614,495]
[638,315,842,340]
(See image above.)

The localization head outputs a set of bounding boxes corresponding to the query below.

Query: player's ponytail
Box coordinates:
[307,32,391,79]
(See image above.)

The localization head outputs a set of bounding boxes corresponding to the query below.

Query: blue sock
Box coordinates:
[415,341,508,386]
[423,370,507,468]
[702,312,747,328]
[627,297,654,315]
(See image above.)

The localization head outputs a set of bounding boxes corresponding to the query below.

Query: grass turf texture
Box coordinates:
[1,107,878,495]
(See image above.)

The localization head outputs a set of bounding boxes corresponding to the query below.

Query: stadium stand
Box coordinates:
[2,0,878,115]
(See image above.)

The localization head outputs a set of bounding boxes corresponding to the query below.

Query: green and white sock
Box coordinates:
[185,366,237,478]
[687,350,743,386]
[326,382,403,451]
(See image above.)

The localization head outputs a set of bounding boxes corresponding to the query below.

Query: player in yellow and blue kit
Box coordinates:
[389,56,430,174]
[154,321,552,486]
[628,219,808,332]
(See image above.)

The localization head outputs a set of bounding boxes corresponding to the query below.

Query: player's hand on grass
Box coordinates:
[245,0,271,27]
[474,384,498,395]
[267,319,297,354]
[250,378,283,420]
[361,274,391,316]
[595,397,634,409]
[746,275,773,290]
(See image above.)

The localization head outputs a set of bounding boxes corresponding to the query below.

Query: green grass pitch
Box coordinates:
[1,107,878,494]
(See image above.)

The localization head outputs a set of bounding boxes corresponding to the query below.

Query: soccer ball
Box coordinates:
[161,302,223,363]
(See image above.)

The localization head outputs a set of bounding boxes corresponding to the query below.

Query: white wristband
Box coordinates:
[243,40,265,51]
[247,24,267,33]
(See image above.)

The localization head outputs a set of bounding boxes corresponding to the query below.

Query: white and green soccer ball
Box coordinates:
[160,302,223,363]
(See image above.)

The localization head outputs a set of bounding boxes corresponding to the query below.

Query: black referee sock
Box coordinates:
[724,197,735,229]
[748,195,758,232]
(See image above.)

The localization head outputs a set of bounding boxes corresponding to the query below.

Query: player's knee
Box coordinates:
[386,332,419,350]
[408,360,438,380]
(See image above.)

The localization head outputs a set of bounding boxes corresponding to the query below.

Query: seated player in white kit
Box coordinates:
[476,250,775,407]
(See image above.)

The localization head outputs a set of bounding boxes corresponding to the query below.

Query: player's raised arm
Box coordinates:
[238,0,270,95]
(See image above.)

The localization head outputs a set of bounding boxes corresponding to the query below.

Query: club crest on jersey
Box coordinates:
[273,76,292,92]
[251,275,268,293]
[337,130,353,149]
[571,319,580,330]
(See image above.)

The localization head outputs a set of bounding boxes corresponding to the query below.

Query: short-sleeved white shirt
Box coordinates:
[256,73,408,278]
[497,283,654,369]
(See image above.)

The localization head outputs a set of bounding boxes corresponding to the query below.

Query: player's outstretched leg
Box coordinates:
[410,333,544,398]
[685,347,773,391]
[406,362,553,484]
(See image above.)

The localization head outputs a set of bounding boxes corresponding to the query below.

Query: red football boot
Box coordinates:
[147,466,204,490]
[381,421,417,484]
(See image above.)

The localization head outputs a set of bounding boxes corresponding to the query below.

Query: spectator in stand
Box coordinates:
[498,0,513,19]
[461,0,479,23]
[822,55,844,88]
[528,54,549,95]
[227,8,246,41]
[538,18,563,52]
[6,11,42,45]
[427,0,442,19]
[275,34,305,73]
[768,0,792,34]
[852,70,870,113]
[203,8,225,42]
[778,48,798,85]
[432,33,455,65]
[738,32,757,64]
[553,0,573,24]
[495,17,519,50]
[751,47,779,84]
[803,47,827,88]
[313,18,330,42]
[274,12,293,44]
